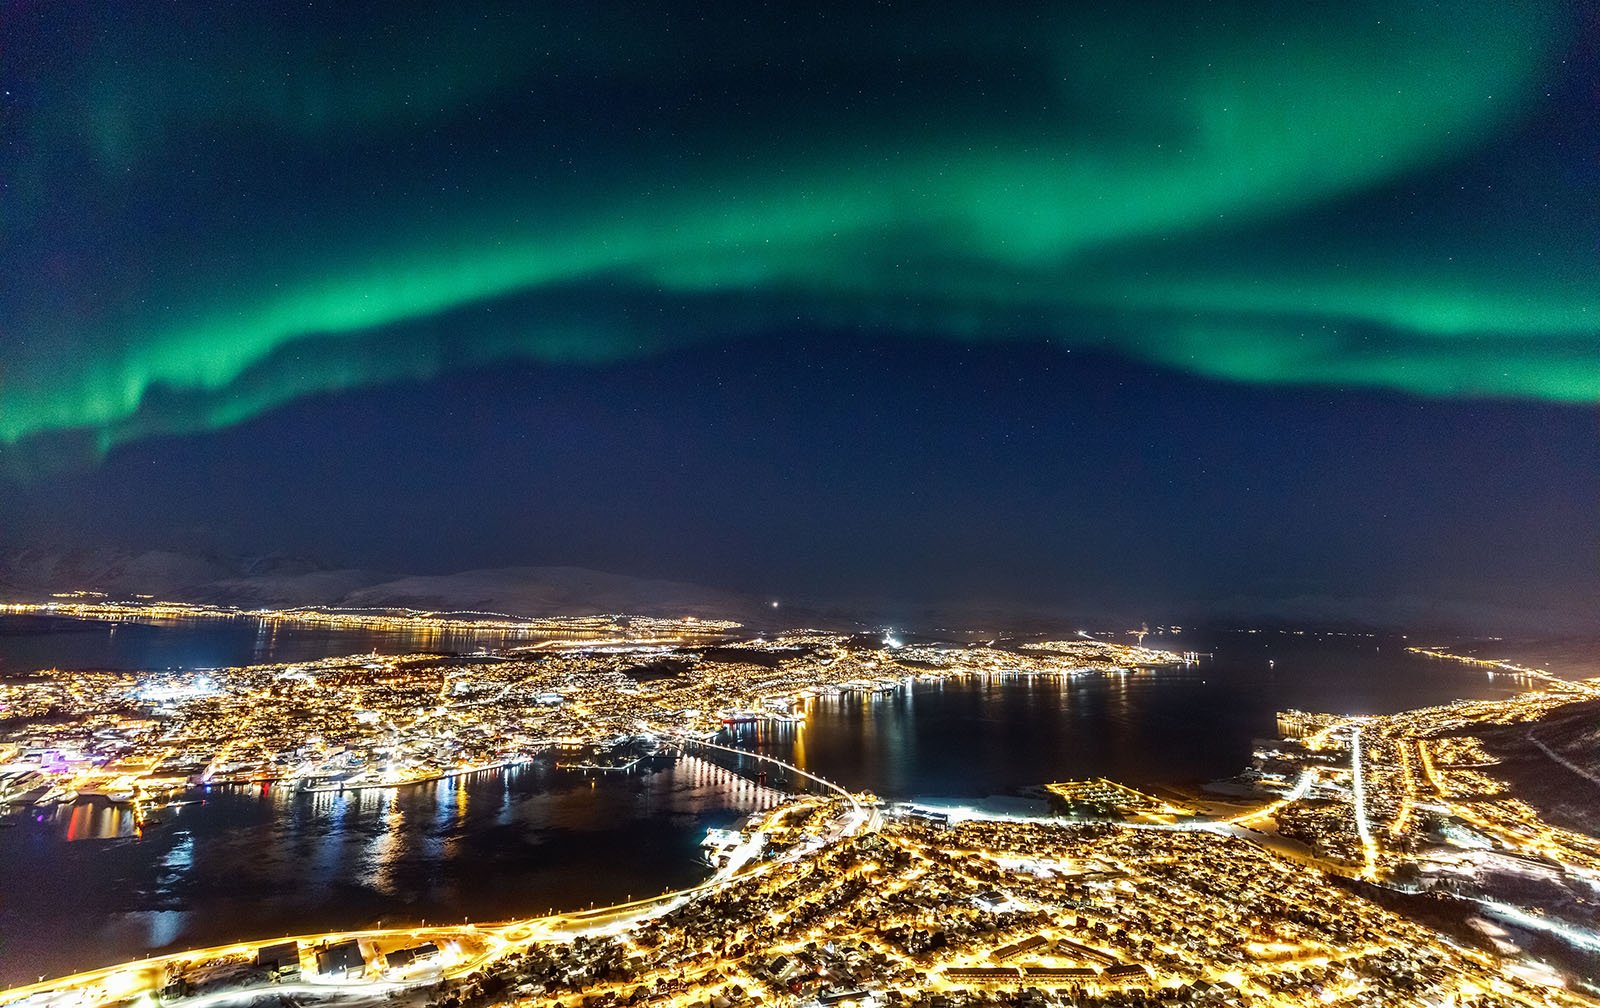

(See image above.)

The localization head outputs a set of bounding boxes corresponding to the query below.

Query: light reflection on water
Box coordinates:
[57,800,141,841]
[0,624,1556,987]
[0,613,533,675]
[732,633,1529,800]
[0,759,764,987]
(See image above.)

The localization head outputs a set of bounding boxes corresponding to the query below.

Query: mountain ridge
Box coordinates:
[0,547,771,624]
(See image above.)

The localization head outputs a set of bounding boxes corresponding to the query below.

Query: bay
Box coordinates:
[0,619,1548,986]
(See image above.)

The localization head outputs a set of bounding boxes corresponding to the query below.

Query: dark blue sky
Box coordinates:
[5,336,1594,630]
[1,2,1596,631]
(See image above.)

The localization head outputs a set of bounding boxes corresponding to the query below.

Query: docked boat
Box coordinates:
[0,771,47,804]
[31,784,78,806]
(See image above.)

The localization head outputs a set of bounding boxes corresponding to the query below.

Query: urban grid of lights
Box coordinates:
[1,602,1598,1008]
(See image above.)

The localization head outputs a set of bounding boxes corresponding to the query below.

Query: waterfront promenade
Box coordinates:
[0,738,863,1008]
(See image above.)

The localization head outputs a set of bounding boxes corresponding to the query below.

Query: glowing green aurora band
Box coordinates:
[2,2,1593,451]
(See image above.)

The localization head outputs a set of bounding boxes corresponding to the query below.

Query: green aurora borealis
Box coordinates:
[3,1,1596,451]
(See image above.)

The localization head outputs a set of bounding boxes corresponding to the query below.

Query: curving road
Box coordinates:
[0,737,870,1008]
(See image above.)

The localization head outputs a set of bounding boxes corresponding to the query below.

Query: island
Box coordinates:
[2,602,1598,1007]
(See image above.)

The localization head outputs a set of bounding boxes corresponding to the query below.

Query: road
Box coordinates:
[1347,725,1378,878]
[0,738,870,1008]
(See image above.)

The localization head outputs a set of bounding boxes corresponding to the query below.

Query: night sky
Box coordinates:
[2,2,1596,630]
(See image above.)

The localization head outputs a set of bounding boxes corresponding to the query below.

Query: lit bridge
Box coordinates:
[0,740,869,1008]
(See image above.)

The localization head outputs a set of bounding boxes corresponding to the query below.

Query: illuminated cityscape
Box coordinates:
[3,1,1596,1004]
[0,602,1183,805]
[2,605,1599,1005]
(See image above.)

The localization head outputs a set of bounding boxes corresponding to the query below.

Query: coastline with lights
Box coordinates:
[3,605,1599,1005]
